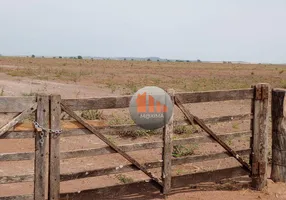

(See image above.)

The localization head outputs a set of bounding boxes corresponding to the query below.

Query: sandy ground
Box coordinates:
[0,61,286,199]
[0,73,115,98]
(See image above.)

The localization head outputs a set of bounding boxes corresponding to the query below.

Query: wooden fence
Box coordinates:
[271,88,286,182]
[0,84,273,200]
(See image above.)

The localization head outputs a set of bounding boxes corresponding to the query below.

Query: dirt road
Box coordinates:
[0,72,114,98]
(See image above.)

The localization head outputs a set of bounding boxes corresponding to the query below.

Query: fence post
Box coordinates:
[34,94,49,200]
[162,89,174,194]
[49,95,61,200]
[271,88,286,182]
[251,83,270,190]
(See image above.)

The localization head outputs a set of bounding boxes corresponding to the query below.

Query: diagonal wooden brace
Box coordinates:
[61,102,163,188]
[174,96,252,172]
[0,103,38,138]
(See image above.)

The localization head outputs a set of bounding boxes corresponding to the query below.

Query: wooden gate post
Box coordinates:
[251,83,270,190]
[162,89,174,194]
[271,89,286,182]
[34,94,49,200]
[49,95,61,200]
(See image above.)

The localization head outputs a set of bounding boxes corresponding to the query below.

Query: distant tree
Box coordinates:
[131,59,134,61]
[157,59,160,62]
[124,58,127,61]
[197,59,201,63]
[77,55,83,59]
[147,58,151,61]
[31,54,35,58]
[53,57,56,59]
[42,56,45,58]
[186,60,190,62]
[59,56,62,59]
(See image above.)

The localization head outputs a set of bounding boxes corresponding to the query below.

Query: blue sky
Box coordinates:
[0,0,286,63]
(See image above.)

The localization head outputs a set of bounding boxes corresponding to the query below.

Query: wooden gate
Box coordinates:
[0,83,270,200]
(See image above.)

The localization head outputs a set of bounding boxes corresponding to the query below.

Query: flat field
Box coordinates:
[0,57,285,97]
[0,57,286,200]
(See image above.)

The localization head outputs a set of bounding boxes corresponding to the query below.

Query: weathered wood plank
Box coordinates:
[0,195,33,200]
[0,149,250,184]
[0,174,34,184]
[162,89,174,194]
[0,97,36,113]
[61,88,253,111]
[11,120,106,132]
[176,88,254,104]
[271,88,286,183]
[61,95,132,110]
[34,95,49,200]
[3,113,251,139]
[0,131,251,161]
[172,166,249,188]
[173,131,251,146]
[59,166,249,200]
[175,96,252,172]
[59,149,250,181]
[0,104,37,138]
[251,84,270,190]
[61,102,164,188]
[0,132,34,139]
[0,152,34,161]
[49,95,61,200]
[172,149,251,166]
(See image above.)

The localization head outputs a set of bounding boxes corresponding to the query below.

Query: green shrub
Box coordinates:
[172,144,197,157]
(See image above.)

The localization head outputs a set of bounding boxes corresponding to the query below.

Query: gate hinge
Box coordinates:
[252,162,266,175]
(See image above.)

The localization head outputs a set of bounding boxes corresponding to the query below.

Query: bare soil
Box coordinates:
[0,57,286,199]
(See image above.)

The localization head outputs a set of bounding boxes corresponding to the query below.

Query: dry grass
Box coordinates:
[81,110,104,120]
[0,57,286,93]
[172,144,198,157]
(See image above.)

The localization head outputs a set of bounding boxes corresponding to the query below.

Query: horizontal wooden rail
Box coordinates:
[60,149,250,181]
[0,89,253,113]
[0,174,33,184]
[0,104,37,138]
[0,149,250,184]
[2,113,251,139]
[0,195,33,200]
[176,88,253,104]
[176,113,251,126]
[61,88,253,111]
[0,166,250,200]
[60,166,249,199]
[0,131,251,161]
[0,97,36,113]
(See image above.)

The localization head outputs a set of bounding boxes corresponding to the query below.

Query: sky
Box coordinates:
[0,0,286,63]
